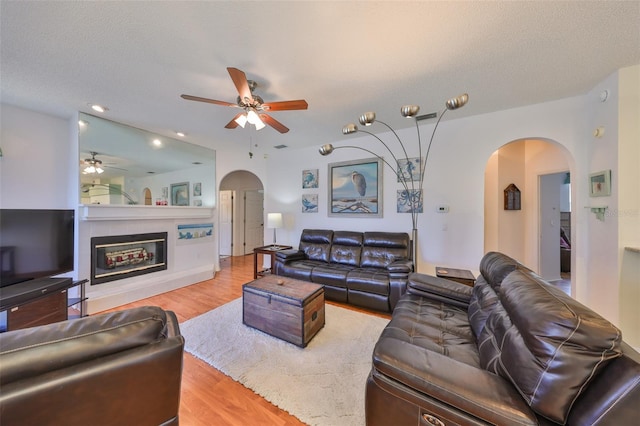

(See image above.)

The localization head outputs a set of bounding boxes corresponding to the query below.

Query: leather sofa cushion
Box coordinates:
[479,251,525,290]
[478,270,622,424]
[299,229,333,262]
[311,263,353,288]
[346,268,389,295]
[360,232,410,268]
[386,294,480,367]
[0,306,168,385]
[329,231,363,266]
[277,259,318,281]
[467,275,500,339]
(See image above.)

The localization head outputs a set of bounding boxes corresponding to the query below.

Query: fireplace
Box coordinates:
[91,232,167,285]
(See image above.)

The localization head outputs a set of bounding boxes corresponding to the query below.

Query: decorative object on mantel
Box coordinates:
[504,183,521,210]
[585,206,608,221]
[267,212,283,247]
[170,182,190,206]
[589,170,611,197]
[193,182,201,197]
[318,93,469,270]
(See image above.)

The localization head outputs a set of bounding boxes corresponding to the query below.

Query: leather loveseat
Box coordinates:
[0,306,184,426]
[274,229,413,312]
[366,251,640,425]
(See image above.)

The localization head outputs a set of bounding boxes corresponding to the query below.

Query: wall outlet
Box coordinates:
[436,205,449,213]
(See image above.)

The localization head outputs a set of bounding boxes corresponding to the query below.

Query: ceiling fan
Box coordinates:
[81,152,126,174]
[181,67,308,133]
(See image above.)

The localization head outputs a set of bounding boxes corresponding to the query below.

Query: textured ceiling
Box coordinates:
[2,1,639,156]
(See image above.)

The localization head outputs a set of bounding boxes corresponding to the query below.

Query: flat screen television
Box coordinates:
[0,209,75,288]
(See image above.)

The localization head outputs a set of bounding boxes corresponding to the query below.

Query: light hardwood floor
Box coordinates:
[100,254,389,425]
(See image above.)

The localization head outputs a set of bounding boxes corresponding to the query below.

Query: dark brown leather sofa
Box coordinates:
[274,229,413,312]
[0,306,184,426]
[367,251,640,425]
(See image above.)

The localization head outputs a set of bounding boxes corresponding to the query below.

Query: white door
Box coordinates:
[219,190,233,257]
[244,190,264,254]
[539,172,564,280]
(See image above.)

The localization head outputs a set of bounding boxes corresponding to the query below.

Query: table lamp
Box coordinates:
[267,213,283,248]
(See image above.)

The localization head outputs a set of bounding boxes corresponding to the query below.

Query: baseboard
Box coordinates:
[86,266,214,314]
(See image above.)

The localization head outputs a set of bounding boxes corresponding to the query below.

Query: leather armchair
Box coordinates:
[0,306,184,426]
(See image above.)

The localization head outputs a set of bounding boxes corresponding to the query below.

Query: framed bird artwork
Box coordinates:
[328,157,383,217]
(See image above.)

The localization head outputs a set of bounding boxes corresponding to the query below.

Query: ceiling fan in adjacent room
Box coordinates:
[181,67,308,133]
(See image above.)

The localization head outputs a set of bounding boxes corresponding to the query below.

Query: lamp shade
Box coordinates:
[267,213,283,229]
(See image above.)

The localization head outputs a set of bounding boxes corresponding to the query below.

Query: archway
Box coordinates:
[219,170,264,257]
[484,138,573,290]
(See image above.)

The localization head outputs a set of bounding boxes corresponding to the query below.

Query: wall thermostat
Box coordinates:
[436,205,449,213]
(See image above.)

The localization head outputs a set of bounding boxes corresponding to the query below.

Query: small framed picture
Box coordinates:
[589,170,611,197]
[193,182,202,197]
[302,169,319,189]
[171,182,190,206]
[397,157,422,182]
[302,194,318,213]
[396,189,423,213]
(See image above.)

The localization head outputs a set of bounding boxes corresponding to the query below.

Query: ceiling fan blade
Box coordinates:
[181,94,237,107]
[260,114,289,133]
[262,100,308,111]
[225,113,243,129]
[227,67,254,104]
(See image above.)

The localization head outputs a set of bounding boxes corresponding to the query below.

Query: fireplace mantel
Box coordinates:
[79,204,214,221]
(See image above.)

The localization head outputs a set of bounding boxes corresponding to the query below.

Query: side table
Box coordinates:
[435,266,476,287]
[253,245,293,279]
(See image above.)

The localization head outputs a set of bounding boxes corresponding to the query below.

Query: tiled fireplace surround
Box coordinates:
[78,205,217,314]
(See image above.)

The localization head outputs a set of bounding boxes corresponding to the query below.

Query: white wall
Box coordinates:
[1,104,76,210]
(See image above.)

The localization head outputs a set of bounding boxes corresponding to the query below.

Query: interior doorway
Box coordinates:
[219,171,264,257]
[484,139,573,293]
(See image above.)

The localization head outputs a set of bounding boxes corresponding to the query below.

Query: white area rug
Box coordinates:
[180,298,389,426]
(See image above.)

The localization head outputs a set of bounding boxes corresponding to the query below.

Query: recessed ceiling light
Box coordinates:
[176,131,186,137]
[78,120,88,127]
[89,104,108,113]
[152,139,162,147]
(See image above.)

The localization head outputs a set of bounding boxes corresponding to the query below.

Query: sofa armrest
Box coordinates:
[386,258,413,274]
[407,272,473,308]
[274,249,305,262]
[372,337,538,425]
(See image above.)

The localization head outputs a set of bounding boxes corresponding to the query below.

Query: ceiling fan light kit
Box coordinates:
[181,67,308,134]
[82,151,105,174]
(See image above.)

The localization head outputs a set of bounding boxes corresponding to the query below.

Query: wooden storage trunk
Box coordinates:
[242,275,325,347]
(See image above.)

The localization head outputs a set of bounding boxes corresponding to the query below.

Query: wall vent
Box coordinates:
[274,144,288,149]
[416,112,438,121]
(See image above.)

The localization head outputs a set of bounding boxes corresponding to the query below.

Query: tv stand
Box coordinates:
[0,278,87,332]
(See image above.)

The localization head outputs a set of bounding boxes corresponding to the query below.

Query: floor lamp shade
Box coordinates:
[267,213,283,246]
